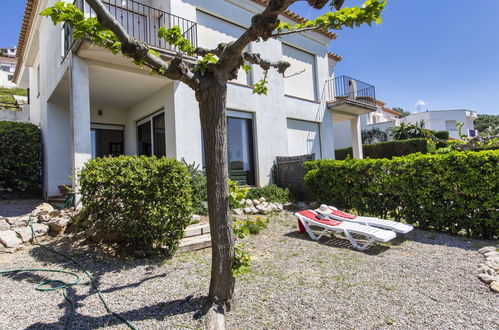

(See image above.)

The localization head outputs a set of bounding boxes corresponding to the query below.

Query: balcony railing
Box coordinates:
[325,75,376,108]
[64,0,197,56]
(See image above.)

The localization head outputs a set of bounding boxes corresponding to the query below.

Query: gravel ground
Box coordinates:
[0,211,497,329]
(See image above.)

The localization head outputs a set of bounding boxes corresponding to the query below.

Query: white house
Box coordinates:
[0,56,17,88]
[14,0,377,200]
[0,46,17,58]
[401,110,478,139]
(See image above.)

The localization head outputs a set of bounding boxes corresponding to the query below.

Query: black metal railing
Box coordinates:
[64,0,197,56]
[325,75,376,107]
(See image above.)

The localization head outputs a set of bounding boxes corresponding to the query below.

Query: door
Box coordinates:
[227,113,255,186]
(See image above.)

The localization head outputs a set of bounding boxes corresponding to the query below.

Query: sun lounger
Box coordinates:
[316,205,413,234]
[295,210,396,251]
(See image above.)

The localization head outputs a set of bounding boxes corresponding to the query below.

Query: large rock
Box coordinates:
[6,215,30,228]
[478,246,497,254]
[14,227,32,243]
[490,281,499,293]
[256,203,271,215]
[485,260,499,272]
[38,214,50,223]
[252,199,260,206]
[0,220,10,231]
[48,218,70,235]
[0,230,22,248]
[258,197,266,203]
[32,203,55,216]
[484,251,499,259]
[244,199,254,208]
[233,208,244,216]
[478,273,499,284]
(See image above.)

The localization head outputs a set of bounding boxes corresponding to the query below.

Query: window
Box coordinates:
[282,44,317,100]
[90,124,124,158]
[7,75,13,81]
[136,110,166,157]
[227,111,255,186]
[1,65,10,72]
[445,120,457,131]
[36,65,40,97]
[286,119,321,158]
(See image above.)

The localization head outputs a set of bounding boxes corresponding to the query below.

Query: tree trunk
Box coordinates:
[197,81,235,328]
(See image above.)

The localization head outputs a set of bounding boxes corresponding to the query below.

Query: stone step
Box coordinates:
[47,195,66,203]
[178,233,211,253]
[184,223,210,238]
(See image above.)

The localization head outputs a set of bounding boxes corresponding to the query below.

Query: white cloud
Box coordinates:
[416,100,427,107]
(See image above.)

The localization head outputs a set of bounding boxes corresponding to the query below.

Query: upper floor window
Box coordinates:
[282,44,317,101]
[0,65,10,72]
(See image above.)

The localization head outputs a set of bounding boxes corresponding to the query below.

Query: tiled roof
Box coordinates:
[0,56,17,64]
[327,52,342,61]
[250,0,337,40]
[13,0,39,82]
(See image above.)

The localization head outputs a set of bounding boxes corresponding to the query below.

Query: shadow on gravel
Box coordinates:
[23,295,206,329]
[19,233,206,329]
[0,199,43,217]
[284,231,391,255]
[403,228,498,251]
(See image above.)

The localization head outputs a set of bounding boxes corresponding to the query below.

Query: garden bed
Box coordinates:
[0,212,497,329]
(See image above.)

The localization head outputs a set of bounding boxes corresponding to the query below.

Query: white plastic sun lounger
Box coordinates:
[295,210,396,251]
[322,206,413,234]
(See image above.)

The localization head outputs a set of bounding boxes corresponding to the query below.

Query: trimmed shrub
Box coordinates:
[305,150,499,239]
[335,138,436,160]
[78,156,193,254]
[246,184,292,203]
[0,121,42,192]
[434,131,450,149]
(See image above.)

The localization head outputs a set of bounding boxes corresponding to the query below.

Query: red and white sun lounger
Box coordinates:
[322,206,413,234]
[295,210,396,251]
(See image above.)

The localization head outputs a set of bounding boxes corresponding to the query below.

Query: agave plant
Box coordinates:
[390,120,431,140]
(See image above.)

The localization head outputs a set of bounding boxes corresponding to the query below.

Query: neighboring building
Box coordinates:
[0,46,17,58]
[14,0,377,199]
[0,56,17,88]
[401,109,478,139]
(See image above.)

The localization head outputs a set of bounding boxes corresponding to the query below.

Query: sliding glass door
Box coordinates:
[227,111,255,186]
[91,124,124,158]
[137,110,166,157]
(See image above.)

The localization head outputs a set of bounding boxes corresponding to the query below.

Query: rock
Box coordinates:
[478,246,497,254]
[14,227,33,243]
[48,210,61,218]
[32,203,54,216]
[478,273,499,284]
[276,203,283,211]
[252,199,260,206]
[485,260,499,272]
[256,204,271,215]
[7,215,30,228]
[0,220,10,231]
[269,203,278,211]
[490,281,499,293]
[233,208,244,216]
[0,230,22,248]
[484,251,499,259]
[48,218,70,235]
[258,197,266,203]
[191,214,201,223]
[308,201,320,209]
[244,199,254,208]
[38,214,50,223]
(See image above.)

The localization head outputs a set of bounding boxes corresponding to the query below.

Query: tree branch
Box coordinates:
[84,0,198,90]
[243,52,290,74]
[269,26,321,38]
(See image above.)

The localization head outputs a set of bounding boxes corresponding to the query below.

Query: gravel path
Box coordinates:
[0,211,497,329]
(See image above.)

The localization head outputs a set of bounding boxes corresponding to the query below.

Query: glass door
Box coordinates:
[227,112,255,186]
[90,124,124,158]
[137,110,166,157]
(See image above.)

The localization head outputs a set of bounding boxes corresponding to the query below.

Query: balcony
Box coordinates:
[325,75,377,118]
[64,0,197,56]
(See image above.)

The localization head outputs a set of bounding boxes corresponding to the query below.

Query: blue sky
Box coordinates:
[1,0,498,115]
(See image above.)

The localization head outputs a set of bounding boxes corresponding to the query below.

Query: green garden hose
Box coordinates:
[0,216,138,330]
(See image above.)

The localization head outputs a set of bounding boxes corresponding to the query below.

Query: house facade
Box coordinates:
[0,56,17,88]
[14,0,377,199]
[400,110,478,139]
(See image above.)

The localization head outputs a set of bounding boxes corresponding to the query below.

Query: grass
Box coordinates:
[0,87,27,110]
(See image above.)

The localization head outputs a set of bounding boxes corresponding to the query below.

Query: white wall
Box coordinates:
[282,44,316,101]
[402,110,476,139]
[286,119,321,158]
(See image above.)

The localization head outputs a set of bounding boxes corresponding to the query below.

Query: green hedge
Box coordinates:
[0,121,42,191]
[246,184,292,203]
[78,156,193,254]
[305,150,499,239]
[434,131,450,148]
[335,138,436,160]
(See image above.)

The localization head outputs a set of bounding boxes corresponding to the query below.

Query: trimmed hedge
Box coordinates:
[335,138,436,160]
[246,184,292,203]
[0,121,42,191]
[434,131,450,149]
[78,156,193,254]
[305,150,499,239]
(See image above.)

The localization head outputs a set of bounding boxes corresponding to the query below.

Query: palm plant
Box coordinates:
[390,120,431,140]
